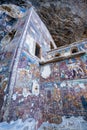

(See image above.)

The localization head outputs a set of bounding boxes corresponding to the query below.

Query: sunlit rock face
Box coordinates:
[0,0,87,47]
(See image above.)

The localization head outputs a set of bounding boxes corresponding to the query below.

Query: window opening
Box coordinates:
[55,53,60,57]
[50,42,54,50]
[71,46,78,54]
[35,43,41,59]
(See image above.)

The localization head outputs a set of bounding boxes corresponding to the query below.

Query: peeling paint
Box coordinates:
[32,80,39,96]
[23,88,30,98]
[41,65,51,79]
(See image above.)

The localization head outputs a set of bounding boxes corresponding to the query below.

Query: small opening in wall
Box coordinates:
[8,29,16,41]
[35,43,41,59]
[50,42,54,50]
[1,29,17,46]
[0,76,2,82]
[71,46,78,54]
[55,53,60,57]
[35,86,38,90]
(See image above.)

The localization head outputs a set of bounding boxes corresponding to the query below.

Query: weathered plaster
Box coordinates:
[0,5,87,130]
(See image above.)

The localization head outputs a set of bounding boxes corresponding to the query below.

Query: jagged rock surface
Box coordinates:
[0,0,87,46]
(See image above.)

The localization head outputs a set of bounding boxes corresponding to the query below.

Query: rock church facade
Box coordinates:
[0,5,87,130]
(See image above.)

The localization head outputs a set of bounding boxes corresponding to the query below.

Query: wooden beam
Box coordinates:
[47,44,68,53]
[47,39,87,54]
[40,51,86,65]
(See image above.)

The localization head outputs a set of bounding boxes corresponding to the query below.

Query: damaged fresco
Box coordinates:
[0,4,87,130]
[0,5,28,119]
[59,56,86,80]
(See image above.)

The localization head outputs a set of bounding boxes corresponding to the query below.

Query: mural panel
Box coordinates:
[60,80,87,116]
[59,57,86,80]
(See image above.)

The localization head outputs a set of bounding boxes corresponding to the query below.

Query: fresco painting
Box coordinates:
[59,57,86,80]
[40,63,60,82]
[0,5,87,130]
[60,80,87,115]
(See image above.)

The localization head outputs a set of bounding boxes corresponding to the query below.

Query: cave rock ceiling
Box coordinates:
[0,0,87,47]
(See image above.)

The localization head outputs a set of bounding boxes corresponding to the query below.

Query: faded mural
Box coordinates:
[0,5,87,130]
